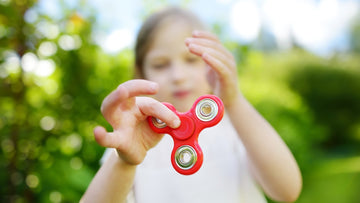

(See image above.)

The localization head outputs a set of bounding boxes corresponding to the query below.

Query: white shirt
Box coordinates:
[102,114,267,203]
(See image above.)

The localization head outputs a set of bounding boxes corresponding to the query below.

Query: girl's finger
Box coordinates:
[187,43,236,75]
[185,37,233,60]
[94,126,120,148]
[202,52,230,80]
[121,79,159,98]
[192,30,220,42]
[202,52,240,103]
[101,79,159,117]
[94,126,138,156]
[137,97,181,129]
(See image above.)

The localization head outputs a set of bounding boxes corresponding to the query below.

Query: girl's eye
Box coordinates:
[186,56,200,63]
[152,62,169,69]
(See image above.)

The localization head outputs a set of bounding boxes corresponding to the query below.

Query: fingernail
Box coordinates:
[189,43,200,50]
[150,82,159,91]
[193,30,200,36]
[172,119,181,128]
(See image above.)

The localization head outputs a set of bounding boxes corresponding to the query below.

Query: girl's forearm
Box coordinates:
[226,95,302,202]
[81,149,136,203]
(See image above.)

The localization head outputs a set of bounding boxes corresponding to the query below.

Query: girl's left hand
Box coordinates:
[185,30,240,107]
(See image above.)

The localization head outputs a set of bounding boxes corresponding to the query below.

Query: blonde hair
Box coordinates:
[134,7,205,78]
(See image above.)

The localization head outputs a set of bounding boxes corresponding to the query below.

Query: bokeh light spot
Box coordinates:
[40,116,56,131]
[26,174,39,188]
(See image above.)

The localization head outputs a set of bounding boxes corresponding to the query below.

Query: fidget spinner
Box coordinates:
[147,95,224,175]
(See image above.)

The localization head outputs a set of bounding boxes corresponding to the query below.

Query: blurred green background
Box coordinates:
[1,0,360,202]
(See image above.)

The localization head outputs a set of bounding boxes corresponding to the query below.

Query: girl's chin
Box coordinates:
[173,100,195,112]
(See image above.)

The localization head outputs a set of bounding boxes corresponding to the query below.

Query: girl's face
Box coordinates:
[143,21,211,112]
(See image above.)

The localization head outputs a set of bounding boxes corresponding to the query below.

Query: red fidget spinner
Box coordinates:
[147,95,224,175]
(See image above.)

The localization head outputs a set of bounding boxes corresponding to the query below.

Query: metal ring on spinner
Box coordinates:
[151,117,167,128]
[195,98,218,122]
[175,145,197,170]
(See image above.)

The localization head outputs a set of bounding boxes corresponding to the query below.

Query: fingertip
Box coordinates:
[192,30,200,37]
[149,82,159,92]
[184,38,192,45]
[94,126,105,134]
[172,118,181,129]
[94,126,107,144]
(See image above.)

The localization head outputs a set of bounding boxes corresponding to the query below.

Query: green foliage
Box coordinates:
[288,60,360,151]
[350,15,360,53]
[237,50,360,202]
[0,1,133,202]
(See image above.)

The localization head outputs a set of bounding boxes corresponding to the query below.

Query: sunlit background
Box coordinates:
[1,0,360,202]
[35,0,360,55]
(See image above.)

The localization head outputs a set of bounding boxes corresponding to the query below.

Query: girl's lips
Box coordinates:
[173,90,190,98]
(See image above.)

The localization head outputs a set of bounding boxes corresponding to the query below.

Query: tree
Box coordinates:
[0,1,132,202]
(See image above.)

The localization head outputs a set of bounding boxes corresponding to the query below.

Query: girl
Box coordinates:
[81,7,302,203]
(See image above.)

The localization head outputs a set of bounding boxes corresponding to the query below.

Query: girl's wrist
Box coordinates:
[225,93,248,116]
[112,150,138,170]
[224,90,245,110]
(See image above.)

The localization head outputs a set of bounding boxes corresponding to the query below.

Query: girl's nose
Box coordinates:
[170,62,187,84]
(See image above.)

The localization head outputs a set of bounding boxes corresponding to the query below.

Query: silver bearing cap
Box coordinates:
[175,145,197,170]
[151,117,167,128]
[195,98,218,121]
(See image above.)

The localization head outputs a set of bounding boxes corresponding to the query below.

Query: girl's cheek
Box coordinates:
[153,74,168,85]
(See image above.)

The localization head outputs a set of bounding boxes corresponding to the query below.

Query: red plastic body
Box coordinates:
[147,95,224,175]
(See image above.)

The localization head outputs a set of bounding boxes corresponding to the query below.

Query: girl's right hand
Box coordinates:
[93,79,181,165]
